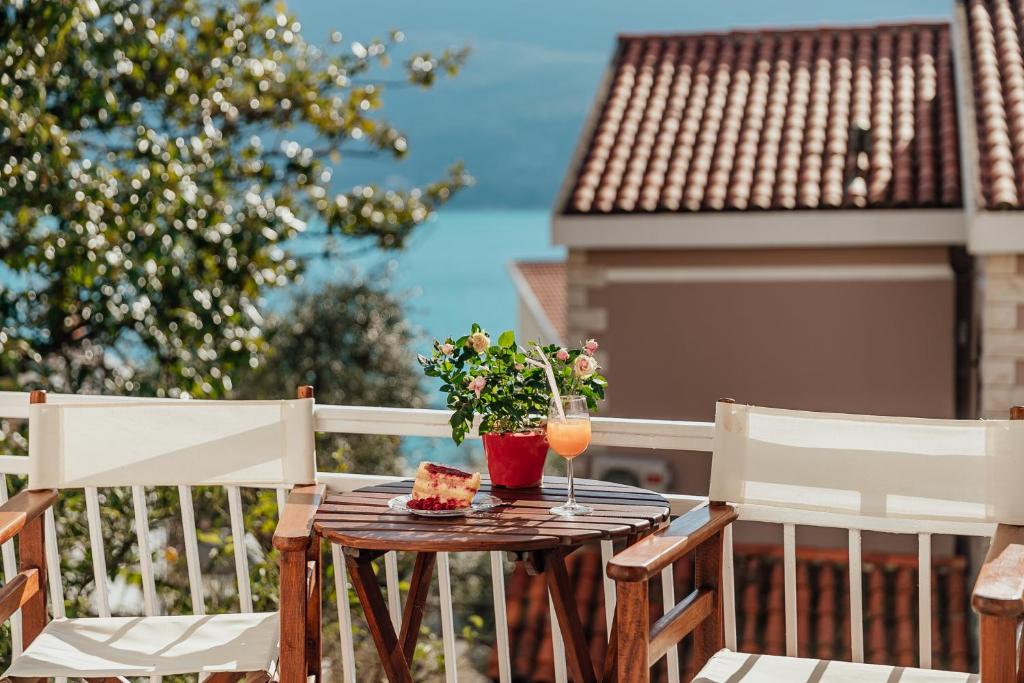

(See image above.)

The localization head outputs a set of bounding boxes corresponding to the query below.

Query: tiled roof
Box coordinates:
[565,24,962,215]
[961,0,1024,208]
[510,261,566,342]
[488,545,971,681]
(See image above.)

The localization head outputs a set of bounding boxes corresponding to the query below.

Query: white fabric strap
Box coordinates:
[28,398,315,489]
[710,401,1024,525]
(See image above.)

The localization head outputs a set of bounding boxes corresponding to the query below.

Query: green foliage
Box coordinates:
[418,324,607,444]
[234,279,422,475]
[0,0,470,397]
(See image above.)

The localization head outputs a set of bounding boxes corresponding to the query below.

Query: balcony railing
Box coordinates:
[0,391,992,682]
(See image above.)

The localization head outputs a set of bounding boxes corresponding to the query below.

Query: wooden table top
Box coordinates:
[314,477,671,553]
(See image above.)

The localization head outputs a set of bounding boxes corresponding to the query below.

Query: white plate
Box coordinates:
[388,493,506,517]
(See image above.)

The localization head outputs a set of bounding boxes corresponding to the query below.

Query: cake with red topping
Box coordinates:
[409,462,481,510]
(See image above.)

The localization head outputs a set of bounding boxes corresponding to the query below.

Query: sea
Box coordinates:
[295,208,566,468]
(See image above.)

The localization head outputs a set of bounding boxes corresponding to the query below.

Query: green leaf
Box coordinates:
[497,330,515,348]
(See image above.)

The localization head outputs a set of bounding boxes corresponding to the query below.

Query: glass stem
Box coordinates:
[567,457,576,508]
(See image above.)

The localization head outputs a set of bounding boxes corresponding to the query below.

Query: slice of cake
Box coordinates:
[409,462,481,510]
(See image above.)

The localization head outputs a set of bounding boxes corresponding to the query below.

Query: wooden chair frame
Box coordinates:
[0,386,325,683]
[608,405,1024,683]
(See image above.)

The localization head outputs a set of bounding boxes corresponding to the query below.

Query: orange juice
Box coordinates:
[546,418,591,458]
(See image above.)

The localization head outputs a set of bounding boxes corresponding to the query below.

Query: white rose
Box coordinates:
[573,354,598,378]
[467,331,490,354]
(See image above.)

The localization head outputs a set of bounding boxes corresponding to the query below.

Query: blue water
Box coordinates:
[299,209,564,345]
[296,209,565,468]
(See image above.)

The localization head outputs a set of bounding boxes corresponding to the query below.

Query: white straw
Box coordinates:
[532,345,565,420]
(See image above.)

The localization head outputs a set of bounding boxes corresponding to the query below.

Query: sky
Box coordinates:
[288,0,954,210]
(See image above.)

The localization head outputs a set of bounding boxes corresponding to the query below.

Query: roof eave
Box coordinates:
[552,209,967,250]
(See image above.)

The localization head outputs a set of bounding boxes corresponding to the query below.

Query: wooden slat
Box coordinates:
[979,614,1017,683]
[658,566,681,681]
[227,485,253,612]
[918,533,932,669]
[131,485,158,616]
[783,523,797,657]
[331,544,356,683]
[849,529,865,663]
[273,484,326,552]
[0,474,22,658]
[616,580,649,683]
[648,588,714,666]
[973,524,1024,616]
[490,551,512,683]
[722,523,737,651]
[0,568,39,623]
[19,513,46,647]
[84,487,110,617]
[437,552,459,683]
[177,485,205,615]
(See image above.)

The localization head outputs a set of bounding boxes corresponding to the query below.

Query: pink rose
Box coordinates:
[584,339,599,356]
[515,363,524,371]
[440,343,454,355]
[467,331,490,354]
[555,348,569,362]
[467,376,486,398]
[573,355,597,379]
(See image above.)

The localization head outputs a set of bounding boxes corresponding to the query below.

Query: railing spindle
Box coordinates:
[0,474,22,658]
[549,593,568,683]
[84,486,111,617]
[600,539,616,639]
[849,528,865,663]
[918,533,932,668]
[437,551,459,683]
[131,485,158,616]
[660,565,681,683]
[226,485,252,612]
[385,551,402,627]
[276,487,287,519]
[331,544,356,683]
[44,506,64,619]
[489,551,512,683]
[177,485,205,615]
[723,523,737,650]
[783,523,797,657]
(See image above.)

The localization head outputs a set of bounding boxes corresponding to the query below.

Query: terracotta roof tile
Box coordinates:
[566,24,963,215]
[511,261,566,343]
[962,0,1024,208]
[489,545,972,681]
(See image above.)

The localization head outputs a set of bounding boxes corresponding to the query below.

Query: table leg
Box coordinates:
[544,548,598,683]
[399,551,436,663]
[344,553,413,683]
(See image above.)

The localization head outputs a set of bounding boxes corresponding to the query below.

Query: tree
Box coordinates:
[0,0,470,670]
[236,279,424,474]
[0,0,470,397]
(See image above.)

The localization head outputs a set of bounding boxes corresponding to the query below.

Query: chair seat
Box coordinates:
[3,612,279,677]
[693,650,979,683]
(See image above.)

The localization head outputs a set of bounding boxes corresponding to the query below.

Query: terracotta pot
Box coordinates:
[482,430,549,488]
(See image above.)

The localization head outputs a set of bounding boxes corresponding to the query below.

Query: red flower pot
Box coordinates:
[482,431,549,488]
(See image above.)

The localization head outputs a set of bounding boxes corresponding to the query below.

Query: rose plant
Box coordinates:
[418,324,607,444]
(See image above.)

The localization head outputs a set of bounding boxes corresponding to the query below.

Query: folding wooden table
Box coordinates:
[314,476,671,683]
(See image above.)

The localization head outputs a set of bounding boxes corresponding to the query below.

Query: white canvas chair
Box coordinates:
[0,388,325,683]
[609,400,1024,682]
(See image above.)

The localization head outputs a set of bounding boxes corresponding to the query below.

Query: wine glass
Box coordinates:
[546,395,592,516]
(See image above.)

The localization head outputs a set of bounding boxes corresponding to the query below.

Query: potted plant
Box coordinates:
[418,324,607,487]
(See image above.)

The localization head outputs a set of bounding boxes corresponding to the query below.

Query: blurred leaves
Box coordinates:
[0,0,471,397]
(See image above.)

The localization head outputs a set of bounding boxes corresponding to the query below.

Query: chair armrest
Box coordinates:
[973,523,1024,617]
[607,503,737,582]
[273,483,327,552]
[0,489,57,546]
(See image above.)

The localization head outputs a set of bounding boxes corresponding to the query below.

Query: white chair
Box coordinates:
[608,400,1024,682]
[0,388,324,683]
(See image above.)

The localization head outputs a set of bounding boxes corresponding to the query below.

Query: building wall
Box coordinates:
[979,254,1024,418]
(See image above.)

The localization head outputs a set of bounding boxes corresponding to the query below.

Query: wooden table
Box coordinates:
[314,477,671,683]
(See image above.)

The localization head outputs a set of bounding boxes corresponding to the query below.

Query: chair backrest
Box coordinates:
[28,397,316,489]
[709,400,1024,525]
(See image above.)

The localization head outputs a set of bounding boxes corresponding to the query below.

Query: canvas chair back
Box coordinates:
[28,398,316,489]
[710,401,1024,525]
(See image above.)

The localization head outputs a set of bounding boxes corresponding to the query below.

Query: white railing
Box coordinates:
[0,391,990,681]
